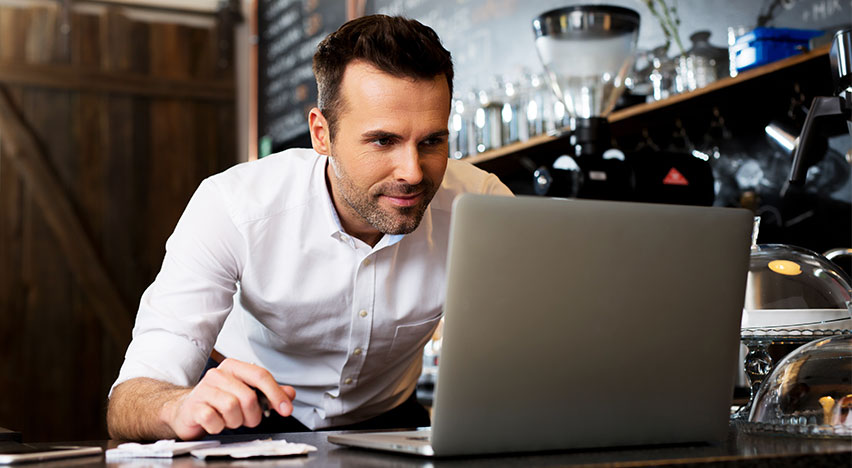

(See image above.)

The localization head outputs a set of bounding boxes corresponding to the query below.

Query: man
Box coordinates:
[107,15,511,441]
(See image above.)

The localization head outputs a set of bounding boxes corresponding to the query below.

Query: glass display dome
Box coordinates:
[747,334,852,437]
[741,243,852,332]
[734,217,851,421]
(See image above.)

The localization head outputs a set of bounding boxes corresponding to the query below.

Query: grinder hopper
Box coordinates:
[533,4,640,152]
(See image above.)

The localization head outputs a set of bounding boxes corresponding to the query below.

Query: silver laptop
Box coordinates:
[329,194,753,457]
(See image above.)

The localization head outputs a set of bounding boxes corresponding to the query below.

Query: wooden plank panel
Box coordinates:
[28,89,77,211]
[72,10,103,68]
[0,63,235,100]
[102,93,151,313]
[0,5,29,63]
[0,1,236,443]
[72,284,108,440]
[129,96,155,289]
[20,180,75,442]
[194,100,218,178]
[149,22,187,79]
[215,102,238,172]
[75,92,107,247]
[127,13,150,75]
[103,6,130,73]
[0,85,133,348]
[0,146,26,430]
[187,25,215,80]
[24,4,59,65]
[146,98,197,264]
[19,87,88,441]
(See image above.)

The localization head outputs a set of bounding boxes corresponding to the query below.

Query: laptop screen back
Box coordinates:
[431,195,752,456]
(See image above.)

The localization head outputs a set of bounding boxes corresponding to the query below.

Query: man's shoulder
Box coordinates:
[213,148,320,184]
[205,148,324,223]
[440,159,501,192]
[431,159,509,211]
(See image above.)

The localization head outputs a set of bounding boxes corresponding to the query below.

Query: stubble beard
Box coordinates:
[328,155,437,235]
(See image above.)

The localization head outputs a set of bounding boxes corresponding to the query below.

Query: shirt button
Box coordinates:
[359,310,368,318]
[353,348,362,355]
[363,258,372,266]
[344,378,353,385]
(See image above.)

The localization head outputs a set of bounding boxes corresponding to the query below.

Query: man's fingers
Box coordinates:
[194,403,225,435]
[206,387,246,429]
[169,397,206,440]
[201,368,263,427]
[168,360,295,439]
[218,359,295,417]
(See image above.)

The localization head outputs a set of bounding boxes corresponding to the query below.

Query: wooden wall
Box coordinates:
[0,0,238,441]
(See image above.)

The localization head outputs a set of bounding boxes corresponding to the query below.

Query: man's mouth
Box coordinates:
[380,191,424,207]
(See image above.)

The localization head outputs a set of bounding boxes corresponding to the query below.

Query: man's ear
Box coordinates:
[308,108,330,155]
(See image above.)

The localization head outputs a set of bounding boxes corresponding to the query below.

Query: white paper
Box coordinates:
[190,439,317,459]
[106,440,221,460]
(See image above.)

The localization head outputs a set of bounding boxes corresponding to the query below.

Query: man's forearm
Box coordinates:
[107,378,190,441]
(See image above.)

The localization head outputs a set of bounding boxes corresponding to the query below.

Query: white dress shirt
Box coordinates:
[111,148,512,429]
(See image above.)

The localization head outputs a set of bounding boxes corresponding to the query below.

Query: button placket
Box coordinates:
[339,251,377,392]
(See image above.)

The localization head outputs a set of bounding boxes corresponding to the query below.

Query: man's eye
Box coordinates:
[421,137,445,146]
[374,137,392,146]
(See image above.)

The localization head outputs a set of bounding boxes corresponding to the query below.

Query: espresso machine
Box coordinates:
[788,29,852,187]
[531,5,714,205]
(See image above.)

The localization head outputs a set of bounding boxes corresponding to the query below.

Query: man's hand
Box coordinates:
[161,358,296,440]
[107,359,296,441]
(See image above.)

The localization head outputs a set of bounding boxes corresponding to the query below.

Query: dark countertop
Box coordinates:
[23,422,852,467]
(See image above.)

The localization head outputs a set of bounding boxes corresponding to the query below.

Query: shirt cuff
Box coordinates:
[109,329,209,398]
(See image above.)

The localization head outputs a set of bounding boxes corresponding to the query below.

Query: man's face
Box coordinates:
[318,61,450,244]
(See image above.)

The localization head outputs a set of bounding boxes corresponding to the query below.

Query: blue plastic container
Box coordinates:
[731,27,824,72]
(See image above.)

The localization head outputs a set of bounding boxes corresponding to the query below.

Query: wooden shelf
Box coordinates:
[467,44,831,166]
[463,132,561,165]
[608,43,831,122]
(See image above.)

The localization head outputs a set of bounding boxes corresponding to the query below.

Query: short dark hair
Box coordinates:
[313,15,454,139]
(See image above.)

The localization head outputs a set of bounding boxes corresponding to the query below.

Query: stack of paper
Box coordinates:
[106,440,220,460]
[191,439,317,459]
[105,438,317,461]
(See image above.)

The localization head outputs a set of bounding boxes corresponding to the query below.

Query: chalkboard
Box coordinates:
[257,0,346,155]
[258,0,851,153]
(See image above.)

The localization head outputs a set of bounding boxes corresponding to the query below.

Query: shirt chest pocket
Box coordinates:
[385,314,443,364]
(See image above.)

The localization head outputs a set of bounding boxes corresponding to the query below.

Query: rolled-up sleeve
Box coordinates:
[110,178,246,396]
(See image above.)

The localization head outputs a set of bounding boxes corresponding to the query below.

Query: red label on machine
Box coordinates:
[662,168,689,186]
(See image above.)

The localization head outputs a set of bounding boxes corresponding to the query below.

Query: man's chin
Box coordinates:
[372,208,425,235]
[379,216,422,235]
[367,192,434,235]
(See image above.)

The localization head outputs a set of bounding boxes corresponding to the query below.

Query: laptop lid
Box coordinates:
[429,195,752,456]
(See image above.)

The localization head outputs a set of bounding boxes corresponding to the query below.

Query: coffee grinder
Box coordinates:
[532,5,639,200]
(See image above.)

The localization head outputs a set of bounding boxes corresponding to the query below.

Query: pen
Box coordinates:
[254,388,271,418]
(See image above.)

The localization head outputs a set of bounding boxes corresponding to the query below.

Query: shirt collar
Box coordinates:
[316,155,345,239]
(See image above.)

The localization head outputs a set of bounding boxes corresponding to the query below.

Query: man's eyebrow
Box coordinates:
[424,130,450,139]
[359,129,450,142]
[361,130,401,141]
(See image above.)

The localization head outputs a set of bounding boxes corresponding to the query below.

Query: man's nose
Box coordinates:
[393,144,424,185]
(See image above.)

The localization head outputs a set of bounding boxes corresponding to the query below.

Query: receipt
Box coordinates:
[190,439,317,459]
[106,440,221,460]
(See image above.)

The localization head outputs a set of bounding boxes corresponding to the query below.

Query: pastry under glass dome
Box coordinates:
[745,334,852,437]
